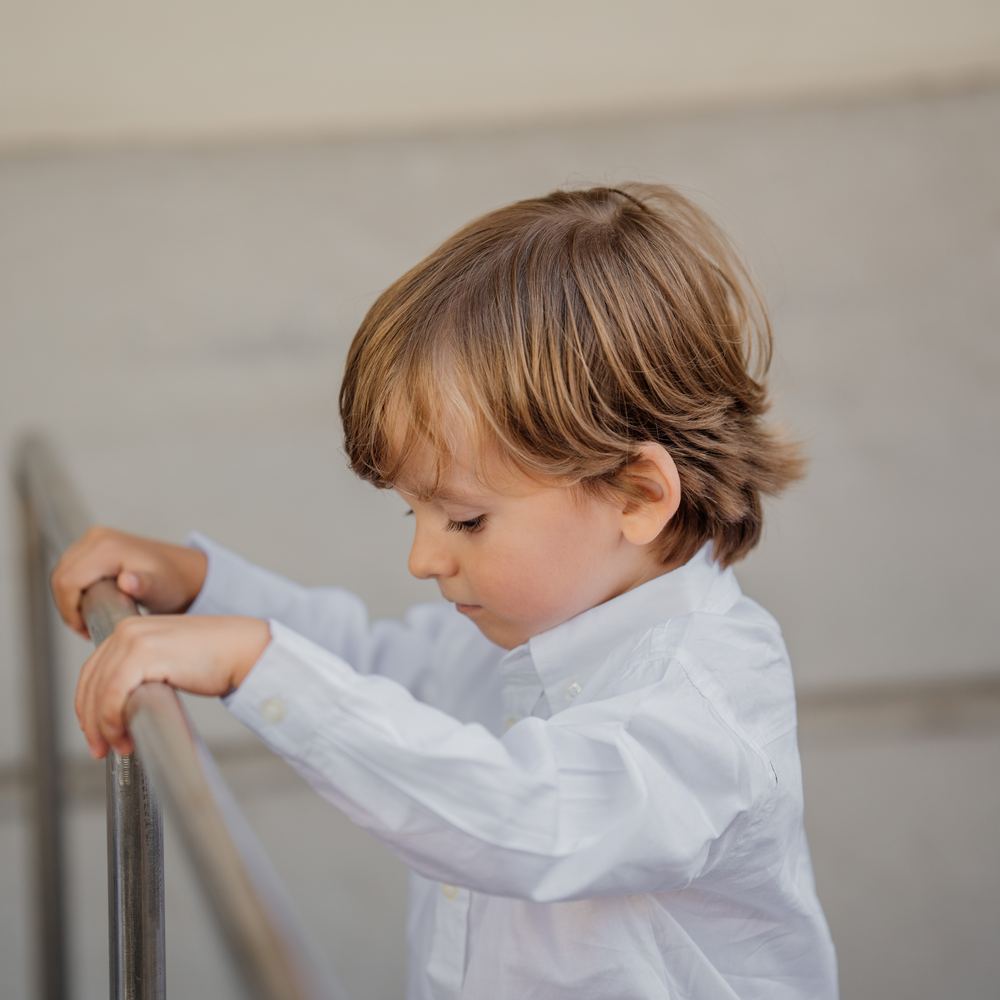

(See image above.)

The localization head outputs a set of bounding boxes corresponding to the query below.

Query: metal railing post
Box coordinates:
[18,474,69,1000]
[16,431,340,1000]
[16,434,166,999]
[83,581,166,1000]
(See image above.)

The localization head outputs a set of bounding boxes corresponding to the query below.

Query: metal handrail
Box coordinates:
[16,432,340,1000]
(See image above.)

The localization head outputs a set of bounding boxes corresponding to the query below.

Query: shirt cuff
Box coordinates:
[221,618,358,757]
[183,531,226,616]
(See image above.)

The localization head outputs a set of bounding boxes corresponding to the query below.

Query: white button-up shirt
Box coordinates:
[186,532,838,999]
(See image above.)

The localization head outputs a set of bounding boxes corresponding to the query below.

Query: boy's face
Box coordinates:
[393,435,663,650]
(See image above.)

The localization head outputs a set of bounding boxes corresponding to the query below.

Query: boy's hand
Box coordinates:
[51,526,208,639]
[75,615,270,759]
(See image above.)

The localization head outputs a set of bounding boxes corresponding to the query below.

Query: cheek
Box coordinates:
[476,518,615,624]
[535,539,611,608]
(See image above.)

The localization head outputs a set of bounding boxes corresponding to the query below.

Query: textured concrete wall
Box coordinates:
[1,87,998,997]
[2,1,999,148]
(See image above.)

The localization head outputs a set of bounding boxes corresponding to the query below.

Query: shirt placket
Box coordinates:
[499,648,544,731]
[425,882,471,999]
[422,651,543,997]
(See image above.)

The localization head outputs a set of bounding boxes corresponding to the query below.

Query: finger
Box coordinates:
[74,646,100,726]
[78,647,109,756]
[49,531,100,629]
[80,621,130,754]
[71,587,93,640]
[86,618,152,758]
[50,562,84,634]
[96,663,144,758]
[51,539,118,635]
[116,569,148,602]
[84,657,115,758]
[76,613,129,727]
[97,699,128,756]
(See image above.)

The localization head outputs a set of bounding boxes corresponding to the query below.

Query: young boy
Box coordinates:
[54,184,838,999]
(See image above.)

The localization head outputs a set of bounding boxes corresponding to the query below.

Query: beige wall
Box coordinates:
[2,0,999,149]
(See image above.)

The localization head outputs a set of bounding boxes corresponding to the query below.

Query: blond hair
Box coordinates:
[339,183,804,567]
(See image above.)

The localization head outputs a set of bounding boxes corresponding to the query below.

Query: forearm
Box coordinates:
[184,532,499,708]
[184,531,399,675]
[226,620,772,900]
[184,532,364,642]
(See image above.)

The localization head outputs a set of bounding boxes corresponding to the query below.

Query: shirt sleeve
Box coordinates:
[182,531,495,710]
[226,618,778,903]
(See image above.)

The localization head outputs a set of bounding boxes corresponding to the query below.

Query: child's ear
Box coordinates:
[618,442,681,546]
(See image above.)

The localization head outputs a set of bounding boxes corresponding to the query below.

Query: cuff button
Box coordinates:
[260,697,287,723]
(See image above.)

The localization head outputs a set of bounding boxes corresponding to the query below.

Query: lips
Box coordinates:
[455,603,481,614]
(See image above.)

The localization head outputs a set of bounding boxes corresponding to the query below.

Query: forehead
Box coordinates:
[382,388,558,503]
[389,423,542,504]
[391,440,495,504]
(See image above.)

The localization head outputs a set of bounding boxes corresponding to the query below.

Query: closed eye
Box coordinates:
[403,509,487,534]
[446,515,487,534]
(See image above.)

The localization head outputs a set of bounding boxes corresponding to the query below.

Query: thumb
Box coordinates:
[117,570,146,598]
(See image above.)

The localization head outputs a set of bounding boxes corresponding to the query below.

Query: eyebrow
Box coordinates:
[398,483,485,505]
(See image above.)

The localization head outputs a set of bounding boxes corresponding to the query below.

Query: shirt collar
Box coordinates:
[499,541,740,716]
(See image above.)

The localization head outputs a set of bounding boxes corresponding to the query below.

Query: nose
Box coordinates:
[407,517,458,581]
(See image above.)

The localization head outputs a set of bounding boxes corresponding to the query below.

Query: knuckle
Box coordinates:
[87,526,121,556]
[98,709,121,734]
[112,617,140,645]
[49,564,70,596]
[115,617,153,655]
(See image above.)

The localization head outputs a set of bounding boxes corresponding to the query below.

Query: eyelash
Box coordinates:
[403,510,487,534]
[446,515,487,534]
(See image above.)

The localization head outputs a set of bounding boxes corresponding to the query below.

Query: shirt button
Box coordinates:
[441,883,459,900]
[259,697,286,723]
[566,681,582,700]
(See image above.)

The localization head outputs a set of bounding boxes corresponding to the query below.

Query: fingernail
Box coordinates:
[120,572,139,592]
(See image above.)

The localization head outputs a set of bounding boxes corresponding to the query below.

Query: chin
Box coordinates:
[474,621,525,651]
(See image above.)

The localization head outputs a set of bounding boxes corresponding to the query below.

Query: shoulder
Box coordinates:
[587,595,797,752]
